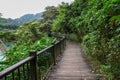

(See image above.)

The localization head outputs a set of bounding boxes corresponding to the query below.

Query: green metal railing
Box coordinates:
[0,37,66,80]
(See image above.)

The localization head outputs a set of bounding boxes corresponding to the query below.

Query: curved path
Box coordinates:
[48,41,97,80]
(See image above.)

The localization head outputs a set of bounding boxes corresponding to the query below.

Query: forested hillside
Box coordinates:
[0,13,42,26]
[52,0,120,79]
[7,13,42,26]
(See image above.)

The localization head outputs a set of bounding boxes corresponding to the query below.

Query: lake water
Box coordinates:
[0,42,13,61]
[0,50,5,61]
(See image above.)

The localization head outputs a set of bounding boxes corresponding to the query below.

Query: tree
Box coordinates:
[42,6,59,22]
[52,3,70,33]
[0,30,16,42]
[16,21,42,41]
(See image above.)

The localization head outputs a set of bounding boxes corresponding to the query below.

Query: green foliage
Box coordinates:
[16,21,54,42]
[0,7,58,74]
[82,31,99,56]
[52,3,72,33]
[31,36,54,50]
[0,17,18,30]
[0,24,18,30]
[0,30,16,42]
[53,0,120,79]
[0,36,54,70]
[16,21,41,41]
[42,6,59,22]
[66,33,79,42]
[40,21,52,33]
[107,35,120,79]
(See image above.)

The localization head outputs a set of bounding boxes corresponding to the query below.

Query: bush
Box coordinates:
[66,33,79,42]
[0,36,54,71]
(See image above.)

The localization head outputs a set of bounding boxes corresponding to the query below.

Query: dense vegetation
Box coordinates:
[0,36,54,70]
[0,21,55,71]
[0,6,58,71]
[53,0,120,79]
[0,30,16,43]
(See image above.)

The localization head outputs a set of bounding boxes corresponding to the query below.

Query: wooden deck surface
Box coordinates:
[47,41,97,80]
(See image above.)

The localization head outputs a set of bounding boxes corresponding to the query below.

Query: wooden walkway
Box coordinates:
[48,41,97,80]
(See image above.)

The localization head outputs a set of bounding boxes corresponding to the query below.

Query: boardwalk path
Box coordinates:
[48,41,97,80]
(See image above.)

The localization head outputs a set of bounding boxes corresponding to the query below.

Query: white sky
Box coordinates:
[0,0,74,19]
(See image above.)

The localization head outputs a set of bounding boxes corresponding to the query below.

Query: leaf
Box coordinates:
[110,15,120,21]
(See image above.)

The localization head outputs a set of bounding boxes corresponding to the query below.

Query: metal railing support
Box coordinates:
[30,50,38,80]
[52,44,56,65]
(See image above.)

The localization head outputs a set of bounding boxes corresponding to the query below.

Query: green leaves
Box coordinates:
[32,36,54,50]
[110,15,120,21]
[16,21,42,41]
[52,0,120,79]
[42,6,59,22]
[0,36,54,71]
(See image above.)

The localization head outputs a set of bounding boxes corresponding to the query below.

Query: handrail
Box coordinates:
[0,37,66,80]
[37,39,62,55]
[0,57,34,78]
[37,45,53,56]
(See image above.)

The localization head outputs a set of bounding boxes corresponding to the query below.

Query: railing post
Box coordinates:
[29,50,38,80]
[61,39,64,53]
[58,40,61,56]
[61,38,64,53]
[64,38,66,50]
[52,44,56,65]
[60,41,62,55]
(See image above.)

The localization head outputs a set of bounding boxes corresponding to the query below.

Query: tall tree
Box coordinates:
[42,6,59,22]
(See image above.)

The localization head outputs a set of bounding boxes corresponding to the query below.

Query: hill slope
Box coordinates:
[6,13,42,26]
